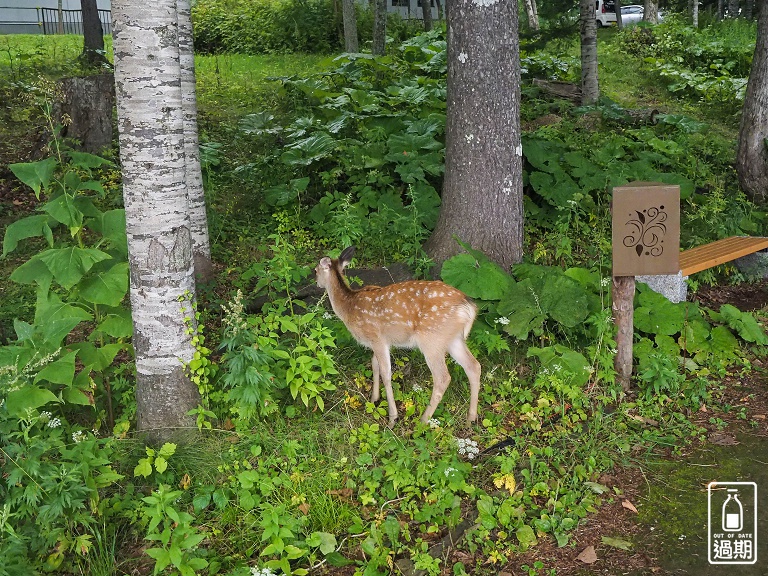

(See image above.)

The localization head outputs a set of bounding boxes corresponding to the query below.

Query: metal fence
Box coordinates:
[38,8,112,35]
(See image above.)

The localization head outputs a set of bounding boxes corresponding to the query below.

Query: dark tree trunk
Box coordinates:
[736,0,768,202]
[424,0,523,272]
[80,0,106,65]
[580,0,599,104]
[372,0,387,55]
[342,0,359,52]
[616,0,624,28]
[728,0,740,16]
[613,276,635,392]
[422,0,433,31]
[54,73,114,153]
[746,0,754,19]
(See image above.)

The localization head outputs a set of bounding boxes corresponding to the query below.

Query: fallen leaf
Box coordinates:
[622,499,638,513]
[708,432,739,446]
[576,545,597,564]
[298,502,310,515]
[699,404,708,412]
[753,414,766,420]
[601,536,633,550]
[328,488,354,500]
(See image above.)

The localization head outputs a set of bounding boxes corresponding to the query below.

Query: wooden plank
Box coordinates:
[679,236,768,276]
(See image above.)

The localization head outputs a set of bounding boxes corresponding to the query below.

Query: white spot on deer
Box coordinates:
[458,52,469,64]
[431,305,438,312]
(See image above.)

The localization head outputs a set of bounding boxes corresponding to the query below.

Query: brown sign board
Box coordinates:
[612,182,680,276]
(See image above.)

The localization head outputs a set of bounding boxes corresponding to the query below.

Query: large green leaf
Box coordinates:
[79,261,129,307]
[43,191,83,231]
[89,209,128,255]
[527,345,591,387]
[35,291,92,346]
[38,247,111,289]
[6,386,60,416]
[633,288,686,335]
[710,304,768,345]
[34,351,77,386]
[441,253,514,301]
[71,342,124,371]
[10,255,53,287]
[10,157,57,198]
[92,309,133,339]
[2,214,55,257]
[281,133,336,166]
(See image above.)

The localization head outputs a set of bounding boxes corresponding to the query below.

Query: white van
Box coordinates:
[595,0,617,26]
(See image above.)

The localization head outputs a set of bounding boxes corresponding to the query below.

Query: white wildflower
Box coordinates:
[72,430,86,443]
[456,437,480,460]
[444,466,457,477]
[495,316,510,326]
[47,417,62,429]
[601,277,611,287]
[250,567,279,576]
[428,418,441,429]
[413,383,423,392]
[323,311,334,320]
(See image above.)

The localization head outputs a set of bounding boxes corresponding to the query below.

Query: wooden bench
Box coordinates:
[638,236,768,302]
[679,236,768,276]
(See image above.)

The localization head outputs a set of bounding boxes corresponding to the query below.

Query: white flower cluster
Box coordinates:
[47,417,62,429]
[221,289,248,333]
[456,437,479,460]
[412,383,423,392]
[494,316,510,326]
[428,418,441,429]
[444,466,457,477]
[72,430,86,443]
[250,567,278,576]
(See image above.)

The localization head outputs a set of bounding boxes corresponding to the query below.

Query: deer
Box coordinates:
[315,246,481,426]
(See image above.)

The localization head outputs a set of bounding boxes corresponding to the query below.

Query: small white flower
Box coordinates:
[495,316,510,326]
[444,467,457,477]
[72,430,86,443]
[601,277,611,287]
[413,383,423,392]
[47,417,62,429]
[456,437,479,460]
[323,312,334,320]
[250,567,278,576]
[40,411,52,420]
[428,418,441,429]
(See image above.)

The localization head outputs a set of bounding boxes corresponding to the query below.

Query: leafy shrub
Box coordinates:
[192,0,339,54]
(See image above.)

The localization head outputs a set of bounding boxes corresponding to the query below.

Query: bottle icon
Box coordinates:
[722,489,743,532]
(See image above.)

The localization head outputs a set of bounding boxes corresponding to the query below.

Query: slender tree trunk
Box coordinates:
[523,0,540,30]
[746,0,754,19]
[643,0,659,23]
[580,0,599,105]
[178,0,214,283]
[81,0,106,65]
[616,0,624,28]
[372,0,387,55]
[718,0,724,20]
[342,0,359,52]
[424,0,523,272]
[436,0,444,21]
[112,0,201,441]
[736,0,768,203]
[728,0,740,16]
[691,0,699,27]
[421,0,433,31]
[57,0,64,34]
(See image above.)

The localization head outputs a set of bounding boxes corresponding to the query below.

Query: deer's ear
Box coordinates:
[339,246,356,269]
[319,257,332,269]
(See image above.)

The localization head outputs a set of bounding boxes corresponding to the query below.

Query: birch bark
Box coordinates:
[372,0,387,55]
[580,0,599,105]
[112,0,201,440]
[178,0,214,282]
[424,0,523,272]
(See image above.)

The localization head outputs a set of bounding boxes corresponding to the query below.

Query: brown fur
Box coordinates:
[315,247,482,425]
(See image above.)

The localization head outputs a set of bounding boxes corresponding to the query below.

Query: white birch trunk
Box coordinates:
[178,0,214,282]
[524,0,540,30]
[112,0,201,440]
[372,0,387,55]
[580,0,599,105]
[691,0,699,27]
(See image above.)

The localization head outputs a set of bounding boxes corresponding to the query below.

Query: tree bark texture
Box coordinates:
[112,0,201,441]
[746,0,754,19]
[691,0,699,27]
[422,0,434,31]
[80,0,106,65]
[736,0,768,203]
[728,0,740,16]
[55,73,114,153]
[178,0,214,283]
[612,276,635,392]
[616,0,623,28]
[580,0,599,105]
[424,0,524,272]
[342,0,359,52]
[372,0,387,55]
[643,0,659,23]
[523,0,539,30]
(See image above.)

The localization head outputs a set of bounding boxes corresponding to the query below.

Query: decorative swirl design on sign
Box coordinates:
[623,205,667,257]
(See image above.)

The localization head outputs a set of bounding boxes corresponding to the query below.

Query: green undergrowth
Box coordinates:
[1,18,768,576]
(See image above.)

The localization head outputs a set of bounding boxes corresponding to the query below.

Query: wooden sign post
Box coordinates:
[612,183,680,391]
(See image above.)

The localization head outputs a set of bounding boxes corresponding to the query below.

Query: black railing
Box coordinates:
[38,8,112,35]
